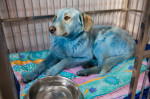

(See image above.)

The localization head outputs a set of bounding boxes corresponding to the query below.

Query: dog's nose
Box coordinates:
[49,26,56,34]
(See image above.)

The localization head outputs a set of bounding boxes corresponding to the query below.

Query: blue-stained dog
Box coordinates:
[23,8,136,83]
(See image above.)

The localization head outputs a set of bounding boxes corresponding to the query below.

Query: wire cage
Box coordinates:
[0,0,149,53]
[0,0,150,99]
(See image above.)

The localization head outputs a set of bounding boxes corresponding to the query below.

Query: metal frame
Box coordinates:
[0,18,18,99]
[0,0,150,99]
[1,9,143,23]
[128,0,150,98]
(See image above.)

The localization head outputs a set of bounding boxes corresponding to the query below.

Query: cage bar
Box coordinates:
[128,0,150,98]
[38,0,45,50]
[30,0,39,51]
[5,0,17,53]
[0,16,18,99]
[139,58,150,99]
[0,0,149,99]
[22,0,32,51]
[14,0,24,52]
[136,0,145,39]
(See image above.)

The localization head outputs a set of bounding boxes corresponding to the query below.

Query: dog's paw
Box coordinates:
[82,64,91,69]
[22,73,38,83]
[96,74,103,78]
[76,70,88,76]
[97,70,107,77]
[45,68,58,76]
[83,60,98,69]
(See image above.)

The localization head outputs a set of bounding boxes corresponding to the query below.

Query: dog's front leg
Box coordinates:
[22,51,59,83]
[46,57,90,76]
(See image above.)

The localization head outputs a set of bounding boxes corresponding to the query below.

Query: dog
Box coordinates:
[22,8,136,83]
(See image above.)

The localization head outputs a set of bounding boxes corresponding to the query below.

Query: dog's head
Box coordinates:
[49,8,93,36]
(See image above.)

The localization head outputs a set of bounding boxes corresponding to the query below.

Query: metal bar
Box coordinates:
[66,0,67,7]
[30,0,39,51]
[78,0,79,9]
[136,0,145,39]
[123,0,130,29]
[1,15,55,22]
[83,0,85,11]
[109,0,112,25]
[98,0,100,25]
[46,0,50,27]
[111,0,115,25]
[116,0,119,26]
[60,0,61,8]
[143,50,150,59]
[46,0,49,27]
[14,0,24,52]
[131,0,140,36]
[1,9,143,23]
[5,0,17,53]
[53,0,55,14]
[100,0,103,24]
[93,0,95,23]
[25,21,32,50]
[139,58,150,99]
[119,0,124,27]
[112,0,115,26]
[89,0,90,11]
[105,0,108,25]
[128,0,150,98]
[114,0,117,26]
[46,0,50,48]
[9,23,17,52]
[38,0,45,50]
[129,9,143,13]
[72,0,73,7]
[107,0,111,25]
[23,0,32,51]
[147,86,150,99]
[102,0,105,25]
[0,18,18,99]
[110,0,112,25]
[113,0,116,25]
[126,0,135,32]
[106,0,108,25]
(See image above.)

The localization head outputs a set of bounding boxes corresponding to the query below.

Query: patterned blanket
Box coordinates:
[9,50,149,99]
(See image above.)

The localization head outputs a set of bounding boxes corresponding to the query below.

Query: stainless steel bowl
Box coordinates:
[24,76,84,99]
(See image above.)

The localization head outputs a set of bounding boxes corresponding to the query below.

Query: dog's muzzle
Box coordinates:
[49,26,56,34]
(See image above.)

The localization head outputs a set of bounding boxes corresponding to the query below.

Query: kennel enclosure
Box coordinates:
[0,0,150,99]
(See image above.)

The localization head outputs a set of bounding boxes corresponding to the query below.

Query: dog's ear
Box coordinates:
[81,13,93,32]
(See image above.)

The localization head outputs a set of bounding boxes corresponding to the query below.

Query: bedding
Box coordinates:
[10,50,149,99]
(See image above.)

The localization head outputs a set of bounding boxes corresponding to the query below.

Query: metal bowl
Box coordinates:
[24,76,84,99]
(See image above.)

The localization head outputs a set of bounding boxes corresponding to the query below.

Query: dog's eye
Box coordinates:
[64,16,70,20]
